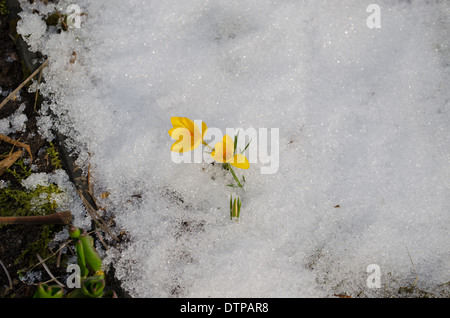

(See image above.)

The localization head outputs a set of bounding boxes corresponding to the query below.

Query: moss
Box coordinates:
[0,177,67,267]
[0,183,64,217]
[15,224,63,267]
[1,156,66,220]
[0,0,9,16]
[45,11,68,31]
[46,142,62,170]
[6,158,32,182]
[0,176,67,267]
[45,12,60,26]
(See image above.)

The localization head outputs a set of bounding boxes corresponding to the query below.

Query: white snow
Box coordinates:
[16,0,450,297]
[0,103,27,135]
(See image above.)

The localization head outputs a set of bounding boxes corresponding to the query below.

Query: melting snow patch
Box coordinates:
[15,0,450,297]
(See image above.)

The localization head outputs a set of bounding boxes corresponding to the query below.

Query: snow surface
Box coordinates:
[0,103,27,135]
[16,0,450,297]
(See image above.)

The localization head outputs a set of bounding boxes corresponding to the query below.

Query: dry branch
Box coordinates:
[0,259,12,292]
[0,211,72,225]
[0,150,23,177]
[36,253,65,287]
[77,189,118,242]
[0,134,32,161]
[0,59,49,111]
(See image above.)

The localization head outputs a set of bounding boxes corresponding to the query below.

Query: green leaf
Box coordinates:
[238,198,241,219]
[234,131,240,154]
[240,138,252,154]
[33,283,64,298]
[75,240,89,278]
[230,195,233,220]
[228,166,243,188]
[81,276,105,298]
[79,232,102,274]
[229,195,242,220]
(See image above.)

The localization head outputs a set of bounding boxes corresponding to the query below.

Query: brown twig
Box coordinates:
[95,229,109,251]
[0,134,32,162]
[36,253,65,287]
[87,152,94,197]
[0,150,23,177]
[0,211,72,225]
[0,59,49,111]
[54,7,68,31]
[28,239,72,272]
[33,62,45,112]
[0,259,13,293]
[406,245,419,288]
[77,189,118,242]
[56,247,63,268]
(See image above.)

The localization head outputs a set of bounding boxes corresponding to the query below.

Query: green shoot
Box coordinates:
[230,195,242,220]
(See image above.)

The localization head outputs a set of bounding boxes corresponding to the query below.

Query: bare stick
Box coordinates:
[36,253,65,287]
[0,134,32,162]
[0,211,72,225]
[95,229,109,251]
[54,7,68,31]
[406,245,419,288]
[0,150,23,177]
[0,59,49,111]
[77,189,118,242]
[33,62,44,112]
[28,240,72,272]
[0,259,13,292]
[56,248,62,268]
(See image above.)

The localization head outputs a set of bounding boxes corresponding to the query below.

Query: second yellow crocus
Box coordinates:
[211,134,249,169]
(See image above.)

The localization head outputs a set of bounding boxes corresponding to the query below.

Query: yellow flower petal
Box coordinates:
[222,135,235,161]
[182,117,195,132]
[211,135,235,163]
[170,127,193,153]
[169,117,206,153]
[170,117,185,128]
[229,153,250,169]
[201,121,208,138]
[211,143,225,163]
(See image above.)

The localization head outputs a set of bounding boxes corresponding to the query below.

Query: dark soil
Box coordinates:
[0,2,130,298]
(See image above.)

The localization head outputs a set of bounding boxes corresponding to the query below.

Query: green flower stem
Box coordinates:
[78,232,102,274]
[227,164,243,188]
[202,140,214,151]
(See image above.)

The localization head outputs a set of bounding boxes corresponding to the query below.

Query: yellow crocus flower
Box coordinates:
[168,117,207,153]
[211,134,249,169]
